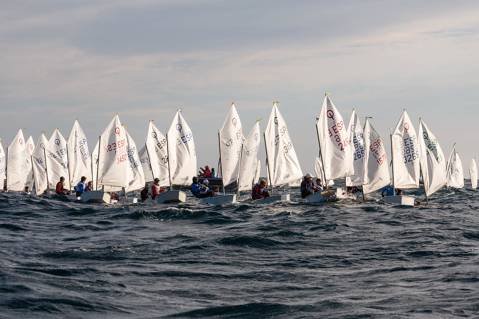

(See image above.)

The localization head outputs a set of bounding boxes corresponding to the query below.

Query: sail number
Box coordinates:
[370,139,387,165]
[402,136,419,164]
[328,120,349,151]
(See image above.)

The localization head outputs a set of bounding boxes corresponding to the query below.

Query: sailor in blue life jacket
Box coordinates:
[191,177,214,198]
[74,176,87,197]
[252,179,270,200]
[381,185,395,197]
[300,174,319,198]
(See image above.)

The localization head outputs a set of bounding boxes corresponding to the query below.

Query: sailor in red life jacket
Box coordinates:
[151,178,163,200]
[252,178,270,200]
[199,165,212,178]
[55,177,70,195]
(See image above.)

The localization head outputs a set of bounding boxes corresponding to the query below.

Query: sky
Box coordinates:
[1,0,479,176]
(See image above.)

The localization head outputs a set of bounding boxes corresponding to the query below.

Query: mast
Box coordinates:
[30,155,36,195]
[95,135,101,191]
[418,119,428,203]
[236,143,244,196]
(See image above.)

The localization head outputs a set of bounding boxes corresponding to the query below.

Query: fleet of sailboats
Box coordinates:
[0,97,475,206]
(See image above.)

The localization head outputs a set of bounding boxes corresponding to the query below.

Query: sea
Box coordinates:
[0,187,478,319]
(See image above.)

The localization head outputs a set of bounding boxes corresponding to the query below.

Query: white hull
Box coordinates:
[383,195,415,207]
[80,191,111,204]
[256,194,290,204]
[157,190,187,204]
[202,194,237,206]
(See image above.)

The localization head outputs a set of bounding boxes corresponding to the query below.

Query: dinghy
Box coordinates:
[238,122,261,193]
[67,120,92,189]
[47,129,70,190]
[470,159,477,190]
[417,119,447,200]
[362,118,391,197]
[124,127,145,204]
[82,115,129,204]
[7,129,31,192]
[31,134,50,196]
[312,95,354,203]
[262,101,302,203]
[385,110,420,207]
[157,110,196,204]
[446,144,464,189]
[204,103,243,205]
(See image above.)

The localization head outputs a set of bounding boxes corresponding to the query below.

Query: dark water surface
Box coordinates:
[1,189,479,318]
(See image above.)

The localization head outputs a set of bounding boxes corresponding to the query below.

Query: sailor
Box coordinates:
[74,176,87,197]
[151,178,161,200]
[191,177,213,198]
[300,174,318,198]
[315,178,324,192]
[381,185,395,197]
[252,178,270,200]
[55,177,69,195]
[85,181,93,192]
[199,166,212,178]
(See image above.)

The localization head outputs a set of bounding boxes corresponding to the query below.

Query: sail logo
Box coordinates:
[115,127,121,135]
[327,110,335,119]
[232,117,238,127]
[176,124,183,132]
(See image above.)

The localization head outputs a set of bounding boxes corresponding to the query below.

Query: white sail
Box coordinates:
[68,120,91,187]
[139,145,154,183]
[470,159,478,190]
[346,109,365,186]
[25,136,35,189]
[238,122,260,191]
[316,95,353,181]
[97,115,129,188]
[446,145,464,189]
[145,121,170,186]
[219,103,244,187]
[91,141,99,190]
[48,129,69,189]
[363,119,390,194]
[418,119,447,197]
[167,110,197,186]
[391,110,420,189]
[264,102,303,187]
[7,129,30,191]
[31,134,50,195]
[125,128,145,192]
[0,141,5,189]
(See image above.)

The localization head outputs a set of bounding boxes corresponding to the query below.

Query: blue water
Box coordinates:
[0,189,478,318]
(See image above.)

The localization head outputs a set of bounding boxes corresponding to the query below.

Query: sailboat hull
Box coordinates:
[383,195,415,207]
[157,190,187,204]
[202,194,237,206]
[80,191,111,204]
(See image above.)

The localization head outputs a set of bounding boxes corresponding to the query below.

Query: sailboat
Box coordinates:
[238,121,261,193]
[156,110,196,204]
[446,144,464,189]
[206,103,244,205]
[345,109,365,189]
[418,119,447,199]
[25,136,35,191]
[31,134,50,196]
[362,118,390,195]
[263,101,303,203]
[7,129,31,192]
[67,120,92,189]
[0,140,6,191]
[48,129,70,190]
[142,121,170,186]
[470,159,477,190]
[82,115,129,203]
[125,127,145,197]
[385,110,420,206]
[313,95,353,202]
